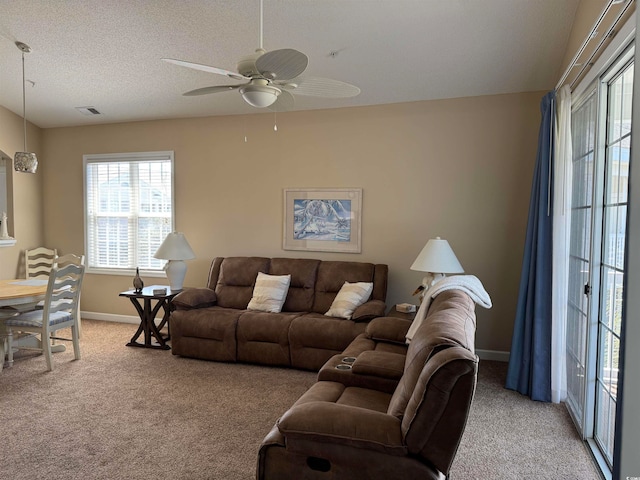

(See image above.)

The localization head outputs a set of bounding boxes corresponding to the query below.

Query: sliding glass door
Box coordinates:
[567,49,633,475]
[593,61,632,466]
[566,90,596,429]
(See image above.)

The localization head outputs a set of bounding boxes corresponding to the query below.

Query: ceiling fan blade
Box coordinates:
[255,49,308,80]
[286,76,361,98]
[183,85,244,96]
[268,90,295,112]
[162,58,249,81]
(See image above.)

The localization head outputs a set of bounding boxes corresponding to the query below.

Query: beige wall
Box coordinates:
[0,104,44,279]
[42,92,541,353]
[560,0,607,74]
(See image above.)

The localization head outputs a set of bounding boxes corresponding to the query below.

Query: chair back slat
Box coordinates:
[25,247,58,279]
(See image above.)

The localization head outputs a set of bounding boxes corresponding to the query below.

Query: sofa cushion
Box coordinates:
[270,258,320,312]
[215,257,271,309]
[237,311,299,366]
[289,313,368,371]
[276,382,405,456]
[291,381,393,414]
[171,287,217,310]
[247,272,291,313]
[312,261,377,314]
[170,306,241,362]
[325,282,373,319]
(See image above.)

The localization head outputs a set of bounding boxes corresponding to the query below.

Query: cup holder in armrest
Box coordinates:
[335,363,352,370]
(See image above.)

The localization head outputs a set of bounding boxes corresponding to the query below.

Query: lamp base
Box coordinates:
[164,260,187,291]
[422,272,445,289]
[418,273,446,302]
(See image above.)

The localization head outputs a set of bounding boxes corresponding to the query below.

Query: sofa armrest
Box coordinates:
[365,317,412,344]
[171,287,217,311]
[277,401,406,456]
[352,300,387,322]
[351,351,405,380]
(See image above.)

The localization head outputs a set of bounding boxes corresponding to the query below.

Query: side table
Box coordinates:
[119,285,180,350]
[386,305,417,322]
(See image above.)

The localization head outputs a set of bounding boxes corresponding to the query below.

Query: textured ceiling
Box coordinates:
[0,0,580,128]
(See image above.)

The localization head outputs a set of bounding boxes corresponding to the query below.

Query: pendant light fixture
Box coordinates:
[14,41,38,174]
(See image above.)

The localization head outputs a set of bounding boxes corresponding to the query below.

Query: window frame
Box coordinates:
[83,151,175,277]
[568,41,634,480]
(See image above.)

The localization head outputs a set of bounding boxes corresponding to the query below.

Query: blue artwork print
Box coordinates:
[293,199,351,242]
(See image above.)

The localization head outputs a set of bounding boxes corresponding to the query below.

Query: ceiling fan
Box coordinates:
[162,0,360,111]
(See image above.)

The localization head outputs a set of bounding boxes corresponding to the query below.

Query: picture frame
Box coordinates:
[283,188,362,253]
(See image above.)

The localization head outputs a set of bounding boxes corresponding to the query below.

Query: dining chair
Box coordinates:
[5,261,85,371]
[28,253,86,338]
[53,254,85,338]
[25,247,58,279]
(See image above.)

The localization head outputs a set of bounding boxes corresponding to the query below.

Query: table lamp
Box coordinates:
[153,232,195,291]
[410,236,464,301]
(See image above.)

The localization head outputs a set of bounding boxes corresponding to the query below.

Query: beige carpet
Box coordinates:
[0,320,599,480]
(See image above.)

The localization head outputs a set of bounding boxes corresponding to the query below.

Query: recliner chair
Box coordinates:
[257,290,478,480]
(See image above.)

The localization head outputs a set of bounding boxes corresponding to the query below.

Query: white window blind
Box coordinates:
[84,151,174,274]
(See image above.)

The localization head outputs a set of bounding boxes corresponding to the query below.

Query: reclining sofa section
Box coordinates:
[257,289,478,480]
[170,257,388,371]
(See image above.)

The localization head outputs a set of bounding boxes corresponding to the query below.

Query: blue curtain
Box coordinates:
[506,91,555,402]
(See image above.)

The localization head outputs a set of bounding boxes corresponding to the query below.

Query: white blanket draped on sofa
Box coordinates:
[406,275,492,343]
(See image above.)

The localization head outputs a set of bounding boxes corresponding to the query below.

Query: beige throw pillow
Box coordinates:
[325,281,373,319]
[247,272,291,313]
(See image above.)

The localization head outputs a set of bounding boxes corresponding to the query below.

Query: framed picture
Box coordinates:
[283,188,362,253]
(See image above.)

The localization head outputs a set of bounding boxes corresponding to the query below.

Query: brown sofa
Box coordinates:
[257,289,478,480]
[170,257,389,371]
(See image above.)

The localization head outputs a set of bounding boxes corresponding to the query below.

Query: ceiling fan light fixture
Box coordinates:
[240,84,281,108]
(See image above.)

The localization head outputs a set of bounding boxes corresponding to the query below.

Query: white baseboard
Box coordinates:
[81,311,140,325]
[477,349,510,362]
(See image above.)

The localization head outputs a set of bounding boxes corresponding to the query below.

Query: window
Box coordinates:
[593,60,632,467]
[567,46,633,478]
[84,151,174,275]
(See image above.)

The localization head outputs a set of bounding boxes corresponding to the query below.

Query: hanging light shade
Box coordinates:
[14,41,38,174]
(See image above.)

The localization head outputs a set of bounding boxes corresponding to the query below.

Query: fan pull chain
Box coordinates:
[273,111,278,132]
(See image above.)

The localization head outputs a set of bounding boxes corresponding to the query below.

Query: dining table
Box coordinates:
[0,278,65,370]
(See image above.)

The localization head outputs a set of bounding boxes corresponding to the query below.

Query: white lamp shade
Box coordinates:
[410,237,464,274]
[154,232,195,260]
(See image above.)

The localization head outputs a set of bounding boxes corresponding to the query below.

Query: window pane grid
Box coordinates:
[592,60,632,468]
[85,153,174,273]
[566,91,597,431]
